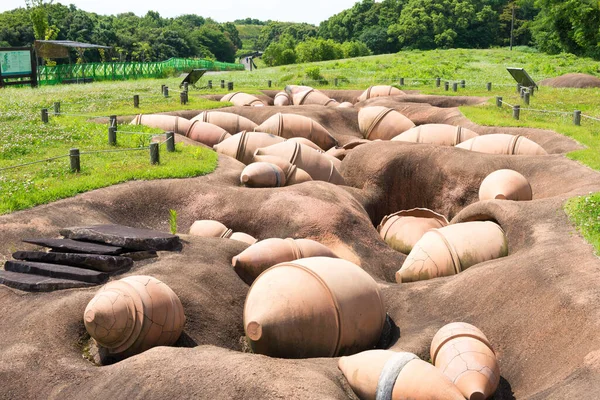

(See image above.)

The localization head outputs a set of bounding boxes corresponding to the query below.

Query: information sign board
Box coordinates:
[0,50,33,76]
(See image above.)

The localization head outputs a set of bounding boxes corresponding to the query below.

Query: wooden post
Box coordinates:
[268,80,272,88]
[208,80,212,89]
[108,126,117,146]
[220,80,225,89]
[487,82,492,91]
[436,78,441,87]
[227,82,234,91]
[133,95,140,108]
[496,96,503,107]
[150,143,159,165]
[444,82,449,91]
[513,105,520,120]
[163,86,169,98]
[452,82,458,92]
[574,110,581,126]
[166,131,175,152]
[109,115,117,130]
[400,78,405,86]
[53,102,61,116]
[70,148,81,173]
[460,80,466,88]
[41,108,49,123]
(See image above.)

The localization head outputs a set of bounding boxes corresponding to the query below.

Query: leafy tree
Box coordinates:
[296,38,343,63]
[341,41,372,58]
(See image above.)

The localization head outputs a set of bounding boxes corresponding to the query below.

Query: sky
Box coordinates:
[0,0,361,24]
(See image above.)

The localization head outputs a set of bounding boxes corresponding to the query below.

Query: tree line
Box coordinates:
[0,0,598,67]
[0,2,242,63]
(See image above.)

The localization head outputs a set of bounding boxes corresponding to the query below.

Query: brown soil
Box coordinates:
[2,93,600,399]
[540,73,600,88]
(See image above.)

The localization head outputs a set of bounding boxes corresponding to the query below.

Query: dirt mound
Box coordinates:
[540,73,600,88]
[2,92,600,399]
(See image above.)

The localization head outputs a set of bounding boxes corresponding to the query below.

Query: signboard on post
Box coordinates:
[0,47,38,88]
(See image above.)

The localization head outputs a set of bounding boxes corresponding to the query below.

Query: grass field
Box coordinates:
[2,47,600,248]
[236,24,262,50]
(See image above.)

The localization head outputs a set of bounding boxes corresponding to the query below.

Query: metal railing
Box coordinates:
[37,57,244,85]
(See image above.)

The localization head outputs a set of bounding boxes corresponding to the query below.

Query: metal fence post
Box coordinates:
[444,81,449,91]
[268,80,272,88]
[460,79,466,88]
[400,78,405,86]
[487,82,492,91]
[208,80,212,89]
[41,108,49,123]
[436,77,441,87]
[227,82,234,91]
[109,115,117,130]
[452,82,458,92]
[70,148,81,172]
[108,126,117,146]
[496,96,503,107]
[150,143,159,165]
[133,95,140,108]
[163,86,169,98]
[513,105,521,120]
[220,80,225,89]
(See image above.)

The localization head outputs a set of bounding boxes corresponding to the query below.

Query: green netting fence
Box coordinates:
[37,57,244,85]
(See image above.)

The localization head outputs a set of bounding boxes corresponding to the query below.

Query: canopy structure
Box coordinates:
[34,40,112,60]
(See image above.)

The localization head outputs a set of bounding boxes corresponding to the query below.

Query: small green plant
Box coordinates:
[305,66,323,81]
[169,209,178,235]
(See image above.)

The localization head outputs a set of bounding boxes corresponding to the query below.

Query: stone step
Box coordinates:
[12,251,132,273]
[60,224,181,251]
[5,261,108,284]
[0,270,94,292]
[23,238,123,255]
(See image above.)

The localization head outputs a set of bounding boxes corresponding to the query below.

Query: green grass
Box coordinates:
[0,78,222,214]
[565,194,600,254]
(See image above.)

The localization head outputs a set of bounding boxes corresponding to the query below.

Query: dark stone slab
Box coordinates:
[5,261,108,284]
[59,224,181,251]
[120,250,158,261]
[23,238,123,255]
[0,270,94,292]
[12,251,132,273]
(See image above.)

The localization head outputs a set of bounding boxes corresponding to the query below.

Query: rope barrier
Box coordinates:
[519,107,572,116]
[582,114,600,122]
[0,155,70,172]
[79,147,149,155]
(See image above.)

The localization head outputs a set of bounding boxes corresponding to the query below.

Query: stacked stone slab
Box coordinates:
[0,225,180,292]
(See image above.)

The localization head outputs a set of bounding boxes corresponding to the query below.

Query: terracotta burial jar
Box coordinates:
[244,257,385,358]
[190,111,257,134]
[431,322,500,400]
[396,221,508,283]
[356,85,404,102]
[84,275,185,356]
[479,169,533,201]
[456,133,547,155]
[232,238,338,284]
[254,113,338,150]
[377,208,449,254]
[338,350,465,400]
[358,106,415,141]
[392,124,479,146]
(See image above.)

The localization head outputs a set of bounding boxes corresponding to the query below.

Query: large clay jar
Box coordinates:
[338,350,465,400]
[274,92,291,106]
[190,111,257,134]
[392,124,479,146]
[357,85,404,102]
[185,121,231,147]
[287,137,323,152]
[456,133,548,155]
[255,113,338,150]
[252,154,313,185]
[254,141,346,185]
[293,89,339,107]
[130,114,192,136]
[84,275,185,356]
[284,85,314,96]
[221,92,265,107]
[230,232,258,245]
[244,257,385,358]
[479,169,533,201]
[189,220,232,238]
[241,162,287,188]
[378,208,449,254]
[397,221,508,283]
[431,322,500,400]
[213,131,286,165]
[232,238,338,285]
[358,106,415,140]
